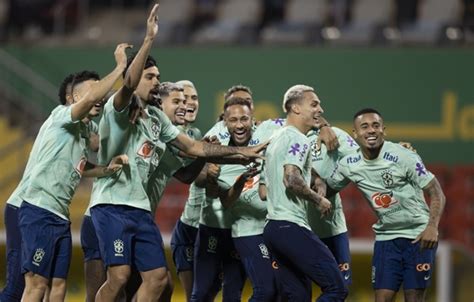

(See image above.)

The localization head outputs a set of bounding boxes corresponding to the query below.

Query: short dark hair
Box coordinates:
[122,51,157,78]
[353,108,383,120]
[223,96,252,112]
[224,85,252,102]
[58,70,100,105]
[158,82,184,99]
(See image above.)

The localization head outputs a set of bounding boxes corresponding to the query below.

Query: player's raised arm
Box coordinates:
[114,3,159,111]
[70,43,129,121]
[413,177,446,249]
[283,164,332,216]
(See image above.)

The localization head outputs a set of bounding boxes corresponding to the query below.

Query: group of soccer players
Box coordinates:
[1,4,447,302]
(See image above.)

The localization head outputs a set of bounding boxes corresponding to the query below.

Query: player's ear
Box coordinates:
[291,103,301,114]
[352,128,358,139]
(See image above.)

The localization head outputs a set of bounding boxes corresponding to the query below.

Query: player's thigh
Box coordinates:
[375,289,397,302]
[404,289,426,302]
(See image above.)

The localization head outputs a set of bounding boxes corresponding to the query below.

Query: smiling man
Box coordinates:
[262,84,348,301]
[327,108,446,302]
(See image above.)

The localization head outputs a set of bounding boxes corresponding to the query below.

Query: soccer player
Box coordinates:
[89,5,266,302]
[16,43,131,302]
[215,97,277,301]
[0,70,107,302]
[262,84,348,301]
[326,108,446,302]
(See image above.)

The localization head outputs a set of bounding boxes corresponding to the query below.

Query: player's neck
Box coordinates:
[361,142,384,160]
[286,115,311,135]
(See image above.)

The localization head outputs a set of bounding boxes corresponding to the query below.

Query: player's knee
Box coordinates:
[108,267,131,287]
[143,270,168,292]
[51,278,67,292]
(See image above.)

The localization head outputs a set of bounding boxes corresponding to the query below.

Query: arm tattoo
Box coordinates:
[202,142,240,158]
[423,177,446,228]
[284,165,322,205]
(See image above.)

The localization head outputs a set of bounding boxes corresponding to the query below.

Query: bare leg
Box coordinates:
[48,278,67,302]
[375,289,397,302]
[135,267,168,302]
[178,270,193,301]
[404,289,426,302]
[84,259,106,302]
[22,272,49,302]
[95,265,131,302]
[158,271,174,302]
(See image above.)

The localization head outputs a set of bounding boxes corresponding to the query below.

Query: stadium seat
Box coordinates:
[153,0,194,44]
[260,0,327,45]
[192,0,263,45]
[397,0,462,45]
[323,0,394,46]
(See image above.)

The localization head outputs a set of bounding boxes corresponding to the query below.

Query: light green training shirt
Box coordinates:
[264,125,314,230]
[327,141,434,241]
[22,105,92,220]
[90,95,180,212]
[307,127,359,238]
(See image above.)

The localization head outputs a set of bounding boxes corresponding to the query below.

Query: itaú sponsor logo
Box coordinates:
[371,191,399,209]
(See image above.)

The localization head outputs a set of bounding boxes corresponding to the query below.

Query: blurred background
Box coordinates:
[0,0,473,301]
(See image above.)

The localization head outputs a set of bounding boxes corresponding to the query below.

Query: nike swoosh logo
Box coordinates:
[424,275,431,280]
[344,274,350,280]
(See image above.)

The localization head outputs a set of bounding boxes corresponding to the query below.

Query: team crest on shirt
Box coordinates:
[114,239,124,256]
[151,122,161,139]
[207,236,218,253]
[310,141,321,159]
[137,141,154,158]
[415,162,427,176]
[32,248,45,266]
[371,191,399,209]
[259,243,270,259]
[381,169,394,188]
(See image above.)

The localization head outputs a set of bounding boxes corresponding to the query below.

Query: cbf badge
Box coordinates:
[151,122,160,140]
[311,141,321,158]
[381,169,394,188]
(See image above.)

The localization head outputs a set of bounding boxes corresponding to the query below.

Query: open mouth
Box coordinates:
[186,107,196,114]
[233,129,248,140]
[366,136,378,144]
[176,110,186,118]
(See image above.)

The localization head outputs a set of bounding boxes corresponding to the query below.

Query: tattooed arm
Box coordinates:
[283,165,332,216]
[169,132,266,160]
[413,177,446,249]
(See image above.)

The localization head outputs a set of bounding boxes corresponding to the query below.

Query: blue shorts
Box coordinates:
[321,232,352,285]
[90,204,167,272]
[191,224,244,302]
[0,204,25,301]
[372,238,437,290]
[233,235,277,301]
[80,215,101,262]
[263,220,348,302]
[170,220,198,273]
[19,201,72,279]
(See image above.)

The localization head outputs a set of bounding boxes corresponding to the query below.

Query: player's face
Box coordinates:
[228,90,254,111]
[162,90,186,125]
[224,104,253,146]
[299,91,324,129]
[353,113,385,150]
[183,86,199,123]
[135,66,160,103]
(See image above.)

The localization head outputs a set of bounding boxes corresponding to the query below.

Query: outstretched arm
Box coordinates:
[114,4,160,111]
[173,158,206,184]
[413,177,446,249]
[71,43,129,121]
[170,132,267,161]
